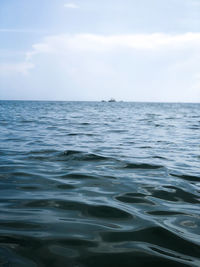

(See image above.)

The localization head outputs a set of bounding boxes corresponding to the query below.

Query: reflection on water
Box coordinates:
[0,101,200,266]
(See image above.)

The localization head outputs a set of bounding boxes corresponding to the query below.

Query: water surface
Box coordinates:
[0,101,200,266]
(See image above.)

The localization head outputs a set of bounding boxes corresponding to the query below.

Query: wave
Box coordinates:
[101,226,200,258]
[170,173,200,182]
[124,163,163,170]
[63,150,109,161]
[24,199,132,220]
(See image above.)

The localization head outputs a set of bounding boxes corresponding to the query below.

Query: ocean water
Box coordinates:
[0,100,200,267]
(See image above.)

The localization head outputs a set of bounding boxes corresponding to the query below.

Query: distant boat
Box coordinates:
[108,98,116,102]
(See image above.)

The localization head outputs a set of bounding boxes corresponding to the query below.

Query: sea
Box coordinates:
[0,100,199,267]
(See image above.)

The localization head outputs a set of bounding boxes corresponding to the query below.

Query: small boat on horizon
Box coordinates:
[108,98,116,102]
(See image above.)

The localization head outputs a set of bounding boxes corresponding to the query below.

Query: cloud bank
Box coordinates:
[27,33,200,55]
[1,33,200,101]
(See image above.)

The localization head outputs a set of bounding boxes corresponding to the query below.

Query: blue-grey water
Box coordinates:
[0,101,200,267]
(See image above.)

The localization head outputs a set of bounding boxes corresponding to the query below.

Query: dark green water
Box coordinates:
[0,101,200,266]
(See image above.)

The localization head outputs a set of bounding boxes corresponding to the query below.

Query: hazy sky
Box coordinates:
[0,0,200,102]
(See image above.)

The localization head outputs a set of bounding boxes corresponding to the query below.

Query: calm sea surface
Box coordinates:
[0,101,200,267]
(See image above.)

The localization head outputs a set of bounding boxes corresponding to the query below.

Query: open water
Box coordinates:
[0,101,200,267]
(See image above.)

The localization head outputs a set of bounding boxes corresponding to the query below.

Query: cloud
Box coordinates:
[64,3,80,9]
[26,33,200,57]
[0,62,34,75]
[1,32,200,101]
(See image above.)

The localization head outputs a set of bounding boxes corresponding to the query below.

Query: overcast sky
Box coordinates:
[0,0,200,102]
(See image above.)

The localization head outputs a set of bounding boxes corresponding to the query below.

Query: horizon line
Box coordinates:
[0,99,199,104]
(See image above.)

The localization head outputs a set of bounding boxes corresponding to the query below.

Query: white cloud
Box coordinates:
[22,32,200,101]
[2,32,200,101]
[26,33,200,57]
[0,62,34,75]
[64,3,79,9]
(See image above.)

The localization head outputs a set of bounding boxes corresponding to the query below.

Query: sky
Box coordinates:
[0,0,200,102]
